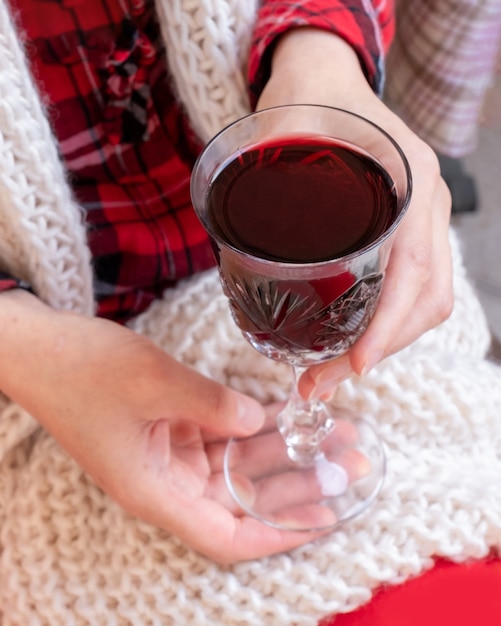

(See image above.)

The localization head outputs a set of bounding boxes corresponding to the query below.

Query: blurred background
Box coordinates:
[453,65,501,353]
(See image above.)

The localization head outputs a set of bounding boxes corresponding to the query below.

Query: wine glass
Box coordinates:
[191,105,412,532]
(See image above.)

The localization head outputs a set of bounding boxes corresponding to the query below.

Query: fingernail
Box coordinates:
[237,397,265,433]
[360,350,384,376]
[232,475,256,507]
[312,356,352,385]
[273,506,337,531]
[309,356,352,400]
[314,379,338,400]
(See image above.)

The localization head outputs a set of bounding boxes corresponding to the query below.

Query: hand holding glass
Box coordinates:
[191,105,411,532]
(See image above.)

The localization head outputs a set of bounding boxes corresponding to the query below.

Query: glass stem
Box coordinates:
[276,365,336,466]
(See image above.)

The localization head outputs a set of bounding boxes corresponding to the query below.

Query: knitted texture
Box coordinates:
[0,230,500,625]
[0,2,500,623]
[156,0,257,143]
[0,2,94,315]
[0,0,258,314]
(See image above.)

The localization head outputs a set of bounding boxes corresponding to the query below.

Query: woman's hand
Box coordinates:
[0,289,332,563]
[257,28,453,399]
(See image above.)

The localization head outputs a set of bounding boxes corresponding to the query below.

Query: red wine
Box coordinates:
[206,135,398,263]
[205,135,396,363]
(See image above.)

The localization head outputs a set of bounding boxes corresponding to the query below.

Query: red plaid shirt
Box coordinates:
[3,0,394,323]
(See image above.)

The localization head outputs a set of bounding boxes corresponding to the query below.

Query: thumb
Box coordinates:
[160,355,266,437]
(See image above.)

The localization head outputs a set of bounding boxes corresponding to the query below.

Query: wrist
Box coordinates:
[0,289,66,400]
[266,28,372,106]
[0,287,47,310]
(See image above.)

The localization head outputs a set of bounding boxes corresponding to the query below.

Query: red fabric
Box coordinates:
[6,0,392,322]
[249,0,394,106]
[319,557,501,626]
[10,0,212,322]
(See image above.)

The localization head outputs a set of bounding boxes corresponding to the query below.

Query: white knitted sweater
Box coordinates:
[0,2,501,625]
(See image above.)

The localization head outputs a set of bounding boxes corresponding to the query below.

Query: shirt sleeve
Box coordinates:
[248,0,395,106]
[0,273,34,295]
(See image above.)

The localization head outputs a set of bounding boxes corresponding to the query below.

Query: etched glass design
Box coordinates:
[221,270,384,362]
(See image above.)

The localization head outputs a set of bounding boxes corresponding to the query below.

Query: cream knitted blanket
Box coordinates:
[0,231,500,625]
[0,1,501,624]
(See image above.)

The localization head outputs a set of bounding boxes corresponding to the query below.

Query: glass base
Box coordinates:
[224,409,385,532]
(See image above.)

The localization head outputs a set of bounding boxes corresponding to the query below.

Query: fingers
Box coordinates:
[205,418,371,522]
[110,417,346,563]
[350,176,451,371]
[179,507,332,564]
[201,401,285,446]
[298,354,352,400]
[125,457,332,563]
[165,479,335,563]
[155,353,266,438]
[207,416,360,477]
[300,143,453,399]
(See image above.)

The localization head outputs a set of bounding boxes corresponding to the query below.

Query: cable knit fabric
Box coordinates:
[0,231,500,625]
[0,1,500,624]
[0,0,256,314]
[0,1,94,315]
[155,0,258,143]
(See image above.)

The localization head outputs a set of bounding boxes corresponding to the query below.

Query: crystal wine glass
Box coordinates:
[191,105,412,532]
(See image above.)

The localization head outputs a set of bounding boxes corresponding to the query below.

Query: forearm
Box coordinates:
[267,28,371,104]
[257,27,388,122]
[0,290,74,412]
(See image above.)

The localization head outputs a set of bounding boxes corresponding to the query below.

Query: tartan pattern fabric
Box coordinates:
[10,0,213,322]
[249,0,395,105]
[0,274,33,293]
[385,0,501,157]
[5,0,390,322]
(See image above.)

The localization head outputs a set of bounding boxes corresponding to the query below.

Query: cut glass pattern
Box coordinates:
[222,270,384,358]
[314,273,384,349]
